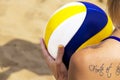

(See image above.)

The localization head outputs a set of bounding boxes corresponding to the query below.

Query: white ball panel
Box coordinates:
[48,12,86,58]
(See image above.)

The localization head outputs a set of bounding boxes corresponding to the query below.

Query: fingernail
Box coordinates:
[58,45,64,48]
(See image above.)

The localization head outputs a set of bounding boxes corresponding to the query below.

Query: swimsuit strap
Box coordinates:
[103,36,120,42]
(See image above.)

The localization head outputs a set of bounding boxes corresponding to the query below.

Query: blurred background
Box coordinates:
[0,0,107,80]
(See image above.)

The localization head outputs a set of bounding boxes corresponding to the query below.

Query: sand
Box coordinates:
[0,0,106,80]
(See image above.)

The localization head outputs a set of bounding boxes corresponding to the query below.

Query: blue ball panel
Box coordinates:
[63,2,108,69]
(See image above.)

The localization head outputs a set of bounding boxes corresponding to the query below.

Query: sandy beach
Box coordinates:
[0,0,106,80]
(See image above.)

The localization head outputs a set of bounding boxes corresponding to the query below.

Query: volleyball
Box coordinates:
[44,1,114,68]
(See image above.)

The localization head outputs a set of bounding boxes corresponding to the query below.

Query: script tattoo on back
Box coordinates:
[89,63,120,78]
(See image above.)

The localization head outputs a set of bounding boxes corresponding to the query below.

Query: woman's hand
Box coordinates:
[40,38,68,80]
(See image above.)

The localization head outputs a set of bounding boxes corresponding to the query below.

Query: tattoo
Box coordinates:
[115,63,120,76]
[89,63,114,78]
[106,63,112,78]
[89,64,104,76]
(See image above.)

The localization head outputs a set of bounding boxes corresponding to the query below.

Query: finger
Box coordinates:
[56,45,64,63]
[40,38,54,62]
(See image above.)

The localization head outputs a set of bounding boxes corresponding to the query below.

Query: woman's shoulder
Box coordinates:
[70,44,101,63]
[69,39,120,79]
[70,39,120,69]
[69,44,101,79]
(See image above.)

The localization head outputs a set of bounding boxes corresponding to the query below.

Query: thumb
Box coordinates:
[56,45,64,63]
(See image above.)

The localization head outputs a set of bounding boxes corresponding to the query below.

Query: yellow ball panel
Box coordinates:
[76,16,114,51]
[44,5,86,47]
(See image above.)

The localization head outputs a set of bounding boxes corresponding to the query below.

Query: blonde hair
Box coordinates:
[107,0,120,27]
